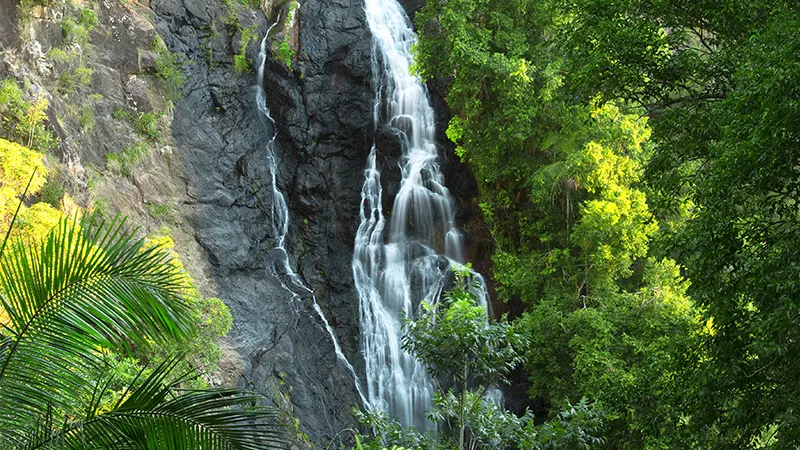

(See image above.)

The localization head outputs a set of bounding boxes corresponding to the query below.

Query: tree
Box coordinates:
[547,0,800,445]
[0,215,286,449]
[357,271,606,450]
[414,0,703,446]
[403,271,526,450]
[416,0,800,445]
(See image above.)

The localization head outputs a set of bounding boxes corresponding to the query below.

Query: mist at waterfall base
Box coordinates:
[354,0,490,432]
[255,30,366,405]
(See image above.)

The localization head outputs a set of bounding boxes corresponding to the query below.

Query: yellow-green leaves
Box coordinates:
[0,79,57,153]
[0,138,65,243]
[0,138,47,195]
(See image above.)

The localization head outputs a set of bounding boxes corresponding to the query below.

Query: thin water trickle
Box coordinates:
[256,29,366,405]
[355,0,490,431]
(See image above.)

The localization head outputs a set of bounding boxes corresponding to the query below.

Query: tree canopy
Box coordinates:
[410,0,800,447]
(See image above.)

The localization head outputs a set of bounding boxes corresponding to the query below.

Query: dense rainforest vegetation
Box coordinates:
[358,0,799,448]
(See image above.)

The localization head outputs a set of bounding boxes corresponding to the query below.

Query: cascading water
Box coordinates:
[256,29,366,405]
[354,0,489,430]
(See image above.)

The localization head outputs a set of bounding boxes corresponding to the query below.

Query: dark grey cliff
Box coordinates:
[149,0,480,443]
[148,0,374,445]
[398,0,427,19]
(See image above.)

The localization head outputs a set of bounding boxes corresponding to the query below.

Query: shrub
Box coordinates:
[47,48,75,65]
[38,176,66,208]
[112,107,133,121]
[90,196,110,221]
[77,8,97,30]
[134,112,160,141]
[145,201,173,224]
[57,71,77,93]
[234,25,257,74]
[73,67,92,86]
[113,108,161,141]
[276,38,294,69]
[61,7,96,44]
[57,68,92,93]
[152,37,184,102]
[0,79,57,152]
[105,141,150,177]
[77,106,95,132]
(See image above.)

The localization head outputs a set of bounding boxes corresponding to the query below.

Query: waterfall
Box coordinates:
[256,30,366,405]
[354,0,488,431]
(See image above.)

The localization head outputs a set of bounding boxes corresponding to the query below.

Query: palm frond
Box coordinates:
[24,357,287,450]
[0,215,195,435]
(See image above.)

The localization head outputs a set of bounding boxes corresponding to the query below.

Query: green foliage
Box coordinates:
[78,105,95,132]
[358,276,606,450]
[403,273,523,391]
[428,390,533,450]
[112,107,133,121]
[665,9,800,446]
[74,66,93,85]
[37,174,65,208]
[224,0,242,32]
[57,67,92,93]
[113,108,161,141]
[234,25,257,73]
[145,201,173,224]
[140,232,234,377]
[61,17,87,44]
[91,196,111,221]
[61,7,96,45]
[47,47,75,65]
[78,7,98,30]
[0,79,57,152]
[152,37,185,102]
[57,71,77,93]
[415,0,800,447]
[413,0,703,446]
[403,273,531,449]
[355,410,437,450]
[276,38,294,69]
[105,141,150,177]
[522,398,605,450]
[0,216,191,431]
[133,111,161,141]
[536,0,800,446]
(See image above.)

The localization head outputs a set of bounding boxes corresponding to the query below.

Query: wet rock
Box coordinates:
[398,0,427,21]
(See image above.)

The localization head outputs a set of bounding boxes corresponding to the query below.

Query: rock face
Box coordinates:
[398,0,427,19]
[148,0,374,445]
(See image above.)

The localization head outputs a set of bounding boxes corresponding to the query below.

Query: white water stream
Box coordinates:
[354,0,488,430]
[256,31,366,405]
